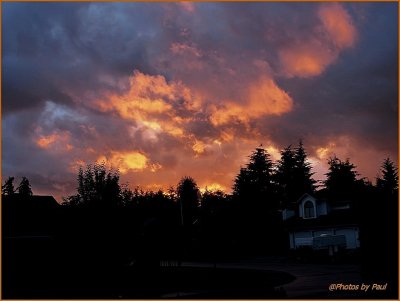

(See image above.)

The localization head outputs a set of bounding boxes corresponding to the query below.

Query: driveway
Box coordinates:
[182,256,364,298]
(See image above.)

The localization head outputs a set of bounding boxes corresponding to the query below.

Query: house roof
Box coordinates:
[283,208,359,230]
[296,193,314,203]
[284,193,353,210]
[284,193,323,210]
[2,194,59,211]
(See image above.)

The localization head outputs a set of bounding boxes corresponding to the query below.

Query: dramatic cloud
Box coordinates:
[278,3,357,78]
[97,151,159,174]
[3,2,397,201]
[210,77,293,126]
[318,3,357,49]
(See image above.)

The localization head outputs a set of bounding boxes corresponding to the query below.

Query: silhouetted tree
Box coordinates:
[233,146,276,208]
[360,159,398,293]
[377,158,398,196]
[232,167,251,198]
[247,147,274,193]
[201,189,227,215]
[65,163,122,207]
[177,176,200,227]
[323,156,361,201]
[17,177,33,196]
[166,186,177,203]
[120,183,134,206]
[2,176,15,196]
[293,141,316,194]
[275,142,316,205]
[231,146,281,254]
[198,189,231,261]
[275,145,296,206]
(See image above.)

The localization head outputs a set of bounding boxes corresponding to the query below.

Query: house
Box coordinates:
[2,194,60,237]
[282,193,360,254]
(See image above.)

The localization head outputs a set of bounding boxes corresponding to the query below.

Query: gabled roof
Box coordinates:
[296,193,316,203]
[2,194,59,210]
[283,208,359,230]
[283,193,320,210]
[284,192,353,210]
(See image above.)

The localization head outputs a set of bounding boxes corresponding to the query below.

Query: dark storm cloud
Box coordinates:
[264,2,398,158]
[2,2,398,200]
[3,2,165,114]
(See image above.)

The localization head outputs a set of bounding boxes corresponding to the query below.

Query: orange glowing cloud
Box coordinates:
[35,130,73,152]
[279,3,357,78]
[97,71,179,119]
[220,130,235,142]
[192,139,206,155]
[315,145,336,161]
[97,70,202,139]
[69,159,86,173]
[169,42,205,71]
[279,45,335,78]
[248,77,293,115]
[97,151,152,174]
[170,42,202,58]
[210,77,293,126]
[318,3,357,49]
[36,134,58,149]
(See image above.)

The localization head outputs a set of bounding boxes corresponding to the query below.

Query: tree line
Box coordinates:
[56,141,396,212]
[3,141,397,210]
[2,141,398,259]
[2,176,32,197]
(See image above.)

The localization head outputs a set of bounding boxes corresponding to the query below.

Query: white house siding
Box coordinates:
[335,227,360,249]
[282,209,295,221]
[292,231,313,248]
[290,227,359,250]
[298,203,304,218]
[316,202,328,217]
[313,229,334,237]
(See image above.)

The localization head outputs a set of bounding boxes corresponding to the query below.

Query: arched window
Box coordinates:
[304,201,315,218]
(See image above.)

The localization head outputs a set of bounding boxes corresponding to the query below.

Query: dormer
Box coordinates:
[299,194,316,219]
[297,193,329,219]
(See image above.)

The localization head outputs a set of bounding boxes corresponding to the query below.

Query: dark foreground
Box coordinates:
[3,238,294,299]
[3,236,397,299]
[2,193,397,299]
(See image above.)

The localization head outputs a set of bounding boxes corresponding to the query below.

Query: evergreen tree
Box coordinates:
[274,145,296,206]
[2,176,15,196]
[232,146,282,253]
[233,147,275,205]
[275,142,316,207]
[293,141,316,194]
[232,167,251,198]
[323,156,360,201]
[17,177,33,196]
[377,158,398,195]
[247,147,274,193]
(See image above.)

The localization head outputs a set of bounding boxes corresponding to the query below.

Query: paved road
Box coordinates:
[182,256,364,298]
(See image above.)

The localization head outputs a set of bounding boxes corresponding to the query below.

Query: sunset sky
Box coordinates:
[3,2,398,201]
